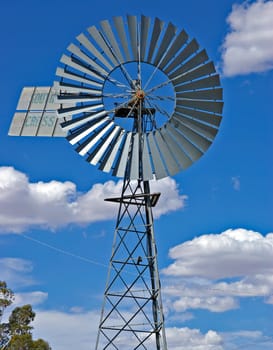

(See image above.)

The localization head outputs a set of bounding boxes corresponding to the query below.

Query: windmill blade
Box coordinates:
[140,15,150,61]
[172,115,212,152]
[174,75,221,92]
[54,81,102,95]
[57,103,104,118]
[160,126,193,169]
[176,98,223,114]
[60,54,105,82]
[176,88,223,101]
[99,129,125,173]
[153,22,177,66]
[100,20,125,63]
[175,105,222,127]
[159,29,188,70]
[171,61,216,86]
[60,110,107,131]
[113,16,131,61]
[58,96,102,106]
[56,68,103,88]
[88,25,119,66]
[127,15,138,61]
[67,43,109,76]
[154,130,180,176]
[169,49,209,80]
[147,17,164,63]
[142,134,154,180]
[57,92,101,104]
[113,132,132,178]
[166,122,203,161]
[147,132,168,179]
[164,38,199,74]
[65,118,103,141]
[92,17,135,88]
[76,33,113,70]
[76,121,114,156]
[129,133,140,179]
[174,112,218,140]
[88,126,121,165]
[67,117,110,145]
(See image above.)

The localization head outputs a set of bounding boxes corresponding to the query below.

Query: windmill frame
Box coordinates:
[8,14,223,350]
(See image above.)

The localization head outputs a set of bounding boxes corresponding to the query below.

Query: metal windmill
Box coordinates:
[9,15,223,350]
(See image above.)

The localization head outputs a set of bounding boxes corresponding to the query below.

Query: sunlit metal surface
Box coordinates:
[54,15,223,180]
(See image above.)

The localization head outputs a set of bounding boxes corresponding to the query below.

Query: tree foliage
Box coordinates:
[0,281,51,350]
[9,305,35,336]
[0,281,14,320]
[7,334,51,350]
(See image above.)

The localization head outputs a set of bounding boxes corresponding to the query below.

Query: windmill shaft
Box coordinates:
[95,84,167,349]
[143,180,165,350]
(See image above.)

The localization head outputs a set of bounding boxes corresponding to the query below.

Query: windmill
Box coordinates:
[9,15,223,350]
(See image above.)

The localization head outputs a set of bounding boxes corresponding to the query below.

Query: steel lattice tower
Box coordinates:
[96,179,166,349]
[96,100,167,349]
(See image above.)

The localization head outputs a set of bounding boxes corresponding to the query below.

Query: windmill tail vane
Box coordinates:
[8,14,223,350]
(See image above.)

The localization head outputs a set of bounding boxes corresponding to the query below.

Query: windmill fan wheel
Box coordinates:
[55,15,223,180]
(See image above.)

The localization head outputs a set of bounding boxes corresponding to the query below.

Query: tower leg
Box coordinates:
[95,179,167,350]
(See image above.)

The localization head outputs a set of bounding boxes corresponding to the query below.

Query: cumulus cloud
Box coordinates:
[163,281,239,313]
[162,228,273,313]
[0,166,186,233]
[32,308,223,350]
[173,296,238,313]
[32,308,273,349]
[221,0,273,76]
[163,228,273,279]
[166,327,223,350]
[33,310,99,350]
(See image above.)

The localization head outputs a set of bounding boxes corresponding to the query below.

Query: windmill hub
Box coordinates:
[135,89,145,100]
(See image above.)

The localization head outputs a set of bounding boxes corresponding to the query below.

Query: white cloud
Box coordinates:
[163,281,239,313]
[0,166,186,233]
[162,229,273,313]
[173,296,238,313]
[32,309,272,349]
[166,327,223,350]
[1,251,269,349]
[0,258,47,322]
[222,330,273,350]
[16,303,273,350]
[211,274,273,297]
[30,307,273,350]
[0,257,35,288]
[266,294,273,304]
[163,229,273,279]
[14,291,48,308]
[221,0,273,76]
[32,308,224,350]
[150,177,188,218]
[33,310,99,350]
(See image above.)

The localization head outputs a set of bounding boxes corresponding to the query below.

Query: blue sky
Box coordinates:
[0,0,272,349]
